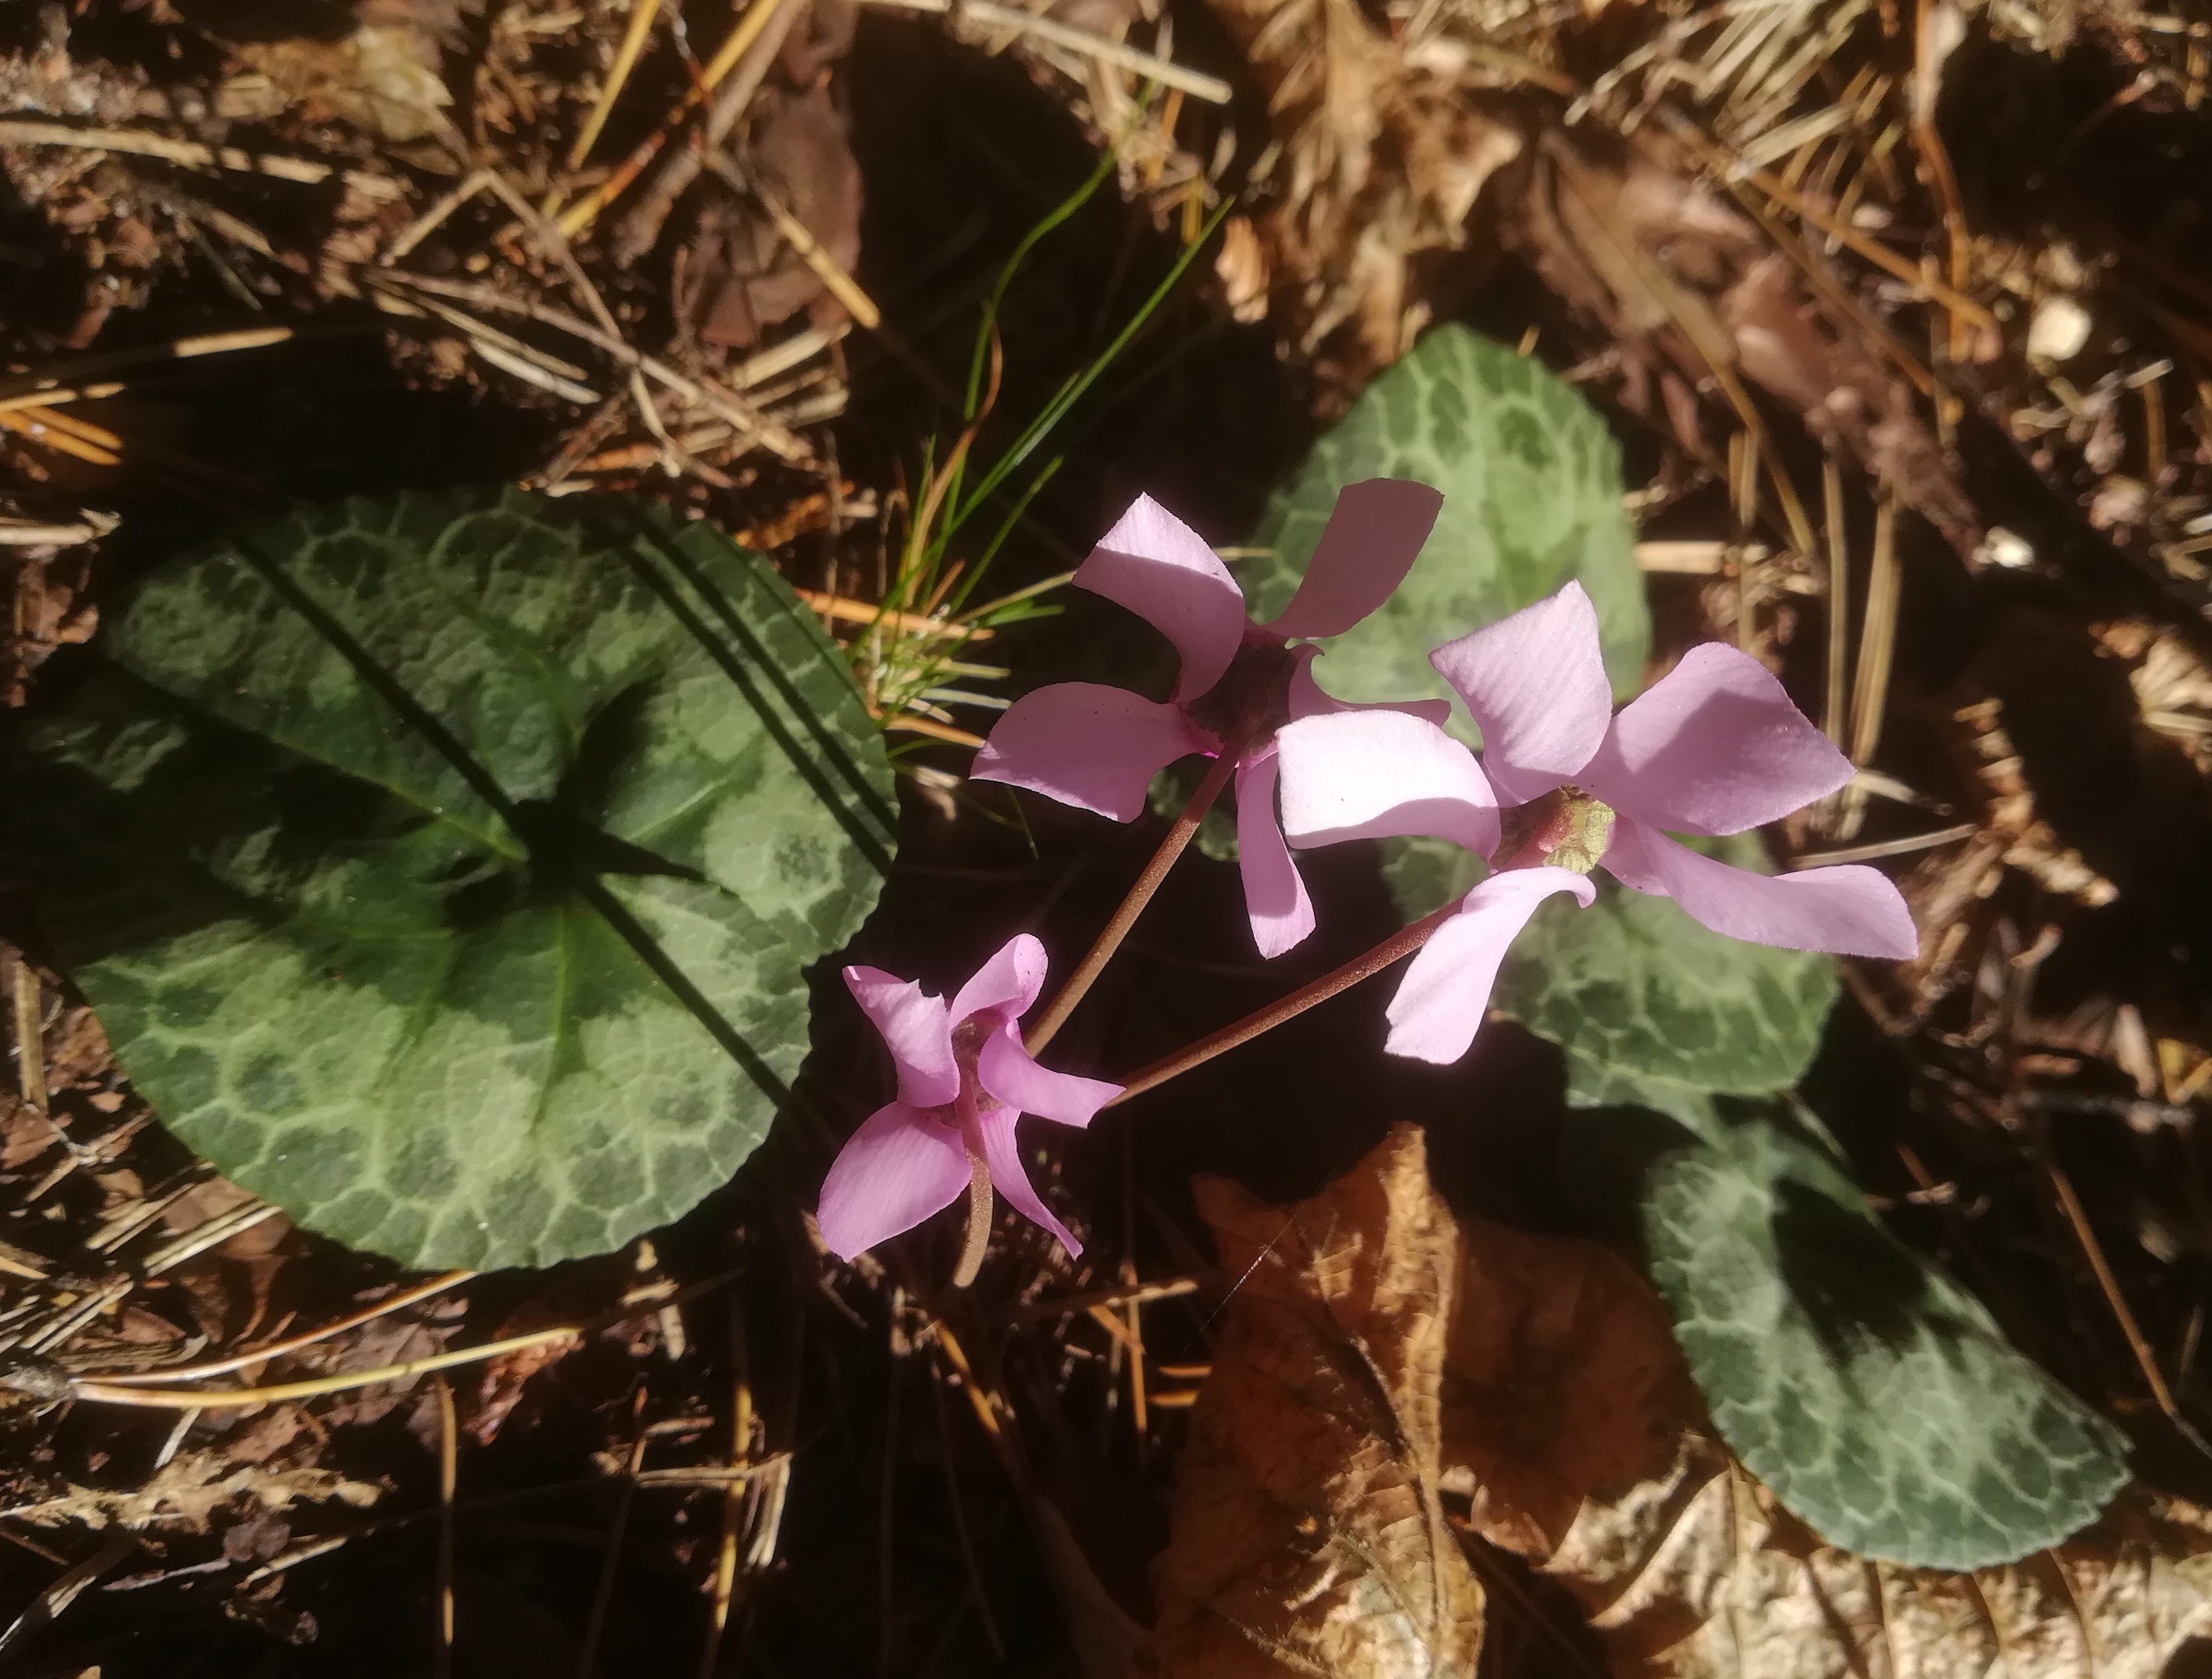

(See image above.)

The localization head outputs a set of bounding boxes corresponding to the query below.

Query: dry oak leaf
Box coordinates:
[1144,1125,1484,1678]
[1442,1211,1700,1562]
[1432,1177,2212,1676]
[229,24,454,147]
[1529,1437,2212,1679]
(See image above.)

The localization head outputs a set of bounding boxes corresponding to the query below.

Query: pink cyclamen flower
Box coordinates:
[817,934,1120,1263]
[1274,579,1918,1064]
[969,480,1448,958]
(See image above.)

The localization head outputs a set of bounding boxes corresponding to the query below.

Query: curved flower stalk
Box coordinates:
[970,480,1447,958]
[1275,581,1918,1064]
[818,935,1119,1280]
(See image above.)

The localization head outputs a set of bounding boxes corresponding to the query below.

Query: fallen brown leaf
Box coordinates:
[1441,1213,1697,1562]
[679,82,862,351]
[1433,1162,2212,1678]
[1532,1438,2212,1679]
[1152,1125,2212,1677]
[230,24,454,149]
[1145,1125,1484,1678]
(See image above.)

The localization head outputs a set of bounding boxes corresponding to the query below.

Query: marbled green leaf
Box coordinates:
[1491,837,1838,1131]
[1241,324,1648,727]
[1588,1095,2128,1568]
[13,488,894,1270]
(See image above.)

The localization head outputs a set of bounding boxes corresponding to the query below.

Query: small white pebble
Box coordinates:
[2028,296,2093,364]
[1978,527,2035,569]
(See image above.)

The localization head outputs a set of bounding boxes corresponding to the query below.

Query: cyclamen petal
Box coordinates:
[979,1108,1082,1259]
[950,933,1052,1028]
[1262,479,1444,642]
[1428,581,1613,805]
[1075,494,1247,701]
[969,683,1213,822]
[976,1027,1118,1128]
[841,968,958,1108]
[1601,818,1919,959]
[815,1102,971,1261]
[1235,752,1317,960]
[1577,643,1855,836]
[1383,868,1598,1063]
[1276,711,1500,858]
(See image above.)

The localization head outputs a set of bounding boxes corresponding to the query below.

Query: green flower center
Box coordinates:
[1495,785,1615,874]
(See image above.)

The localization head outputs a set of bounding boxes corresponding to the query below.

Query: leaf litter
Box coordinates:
[1164,1125,2212,1678]
[3,0,2212,1673]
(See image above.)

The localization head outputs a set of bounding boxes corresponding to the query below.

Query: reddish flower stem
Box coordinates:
[950,1099,993,1290]
[950,1155,993,1288]
[1104,904,1458,1105]
[1103,830,1567,1105]
[1024,734,1249,1057]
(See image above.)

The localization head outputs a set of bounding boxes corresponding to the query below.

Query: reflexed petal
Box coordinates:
[1428,581,1612,804]
[976,1027,1119,1127]
[1602,818,1918,959]
[1383,867,1597,1064]
[951,933,1052,1030]
[1262,478,1444,640]
[970,682,1213,822]
[842,967,957,1107]
[1287,645,1452,727]
[1235,752,1316,958]
[979,1109,1081,1259]
[1275,711,1499,858]
[1577,642,1852,836]
[1076,494,1248,701]
[816,1101,971,1261]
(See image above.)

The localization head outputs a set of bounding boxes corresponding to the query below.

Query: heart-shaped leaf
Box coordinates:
[13,489,894,1270]
[1581,1096,2130,1569]
[1491,837,1839,1130]
[1240,323,1648,727]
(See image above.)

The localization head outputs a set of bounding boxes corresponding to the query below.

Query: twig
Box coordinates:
[1547,137,1818,560]
[569,0,664,169]
[1006,1276,1200,1325]
[930,1366,1004,1658]
[1822,456,1849,748]
[1792,823,1978,866]
[476,170,706,481]
[743,178,882,331]
[91,1270,474,1384]
[856,0,1232,104]
[0,119,402,199]
[137,1201,282,1277]
[1658,112,1995,330]
[72,1272,736,1408]
[2046,1157,2212,1457]
[697,1294,752,1678]
[556,0,794,239]
[796,588,993,640]
[611,0,804,263]
[381,168,498,266]
[0,1532,136,1661]
[880,713,987,748]
[9,955,47,1113]
[578,1389,649,1678]
[434,1377,457,1679]
[0,324,311,408]
[1838,496,1900,839]
[0,519,104,546]
[370,269,811,461]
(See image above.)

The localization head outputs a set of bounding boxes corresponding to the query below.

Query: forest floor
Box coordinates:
[5,1,2212,1675]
